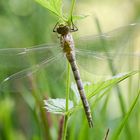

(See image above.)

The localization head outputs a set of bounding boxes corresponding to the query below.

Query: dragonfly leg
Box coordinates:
[53,22,61,38]
[53,22,60,32]
[70,17,78,32]
[71,23,78,32]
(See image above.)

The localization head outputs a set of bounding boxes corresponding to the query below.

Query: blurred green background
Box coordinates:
[0,0,140,140]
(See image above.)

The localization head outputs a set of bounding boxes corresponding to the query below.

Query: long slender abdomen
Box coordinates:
[66,52,93,128]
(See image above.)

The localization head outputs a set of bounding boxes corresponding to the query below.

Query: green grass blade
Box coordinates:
[94,16,127,117]
[111,89,140,140]
[86,71,138,99]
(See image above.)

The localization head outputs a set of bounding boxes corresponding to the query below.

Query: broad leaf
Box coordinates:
[35,0,63,19]
[71,82,91,104]
[44,71,138,116]
[44,98,73,115]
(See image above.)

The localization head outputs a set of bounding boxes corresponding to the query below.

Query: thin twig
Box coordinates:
[104,128,110,140]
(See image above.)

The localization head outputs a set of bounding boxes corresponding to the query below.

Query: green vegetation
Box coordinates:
[0,0,140,140]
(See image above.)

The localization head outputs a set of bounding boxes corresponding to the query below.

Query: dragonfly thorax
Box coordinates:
[57,24,70,35]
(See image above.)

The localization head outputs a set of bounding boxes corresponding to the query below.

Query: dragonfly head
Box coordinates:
[57,24,70,35]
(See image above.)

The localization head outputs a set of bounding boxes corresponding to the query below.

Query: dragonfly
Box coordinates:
[53,22,93,127]
[0,22,140,127]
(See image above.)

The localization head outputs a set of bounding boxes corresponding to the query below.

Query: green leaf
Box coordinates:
[45,72,138,117]
[44,98,73,115]
[111,90,140,140]
[35,0,64,19]
[85,71,138,99]
[69,71,138,113]
[71,14,89,22]
[74,14,89,20]
[71,82,91,105]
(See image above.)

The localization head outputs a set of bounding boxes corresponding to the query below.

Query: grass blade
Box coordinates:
[111,89,140,140]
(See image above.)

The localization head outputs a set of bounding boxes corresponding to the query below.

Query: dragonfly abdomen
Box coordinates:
[66,52,93,128]
[57,25,93,127]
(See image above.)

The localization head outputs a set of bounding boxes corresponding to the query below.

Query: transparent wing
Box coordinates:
[0,43,61,68]
[76,50,140,81]
[75,22,140,81]
[1,22,140,92]
[0,53,67,92]
[75,22,140,51]
[0,43,67,92]
[0,43,59,54]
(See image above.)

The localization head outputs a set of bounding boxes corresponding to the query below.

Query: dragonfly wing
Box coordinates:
[75,22,140,52]
[74,22,140,81]
[0,43,61,68]
[0,53,68,92]
[76,26,140,80]
[75,48,140,81]
[0,43,68,92]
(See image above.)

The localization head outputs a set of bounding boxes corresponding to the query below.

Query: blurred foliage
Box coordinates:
[0,0,140,140]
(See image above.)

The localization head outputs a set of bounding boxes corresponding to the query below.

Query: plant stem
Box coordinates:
[66,62,70,111]
[62,62,71,140]
[70,0,76,17]
[62,115,69,140]
[68,0,76,24]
